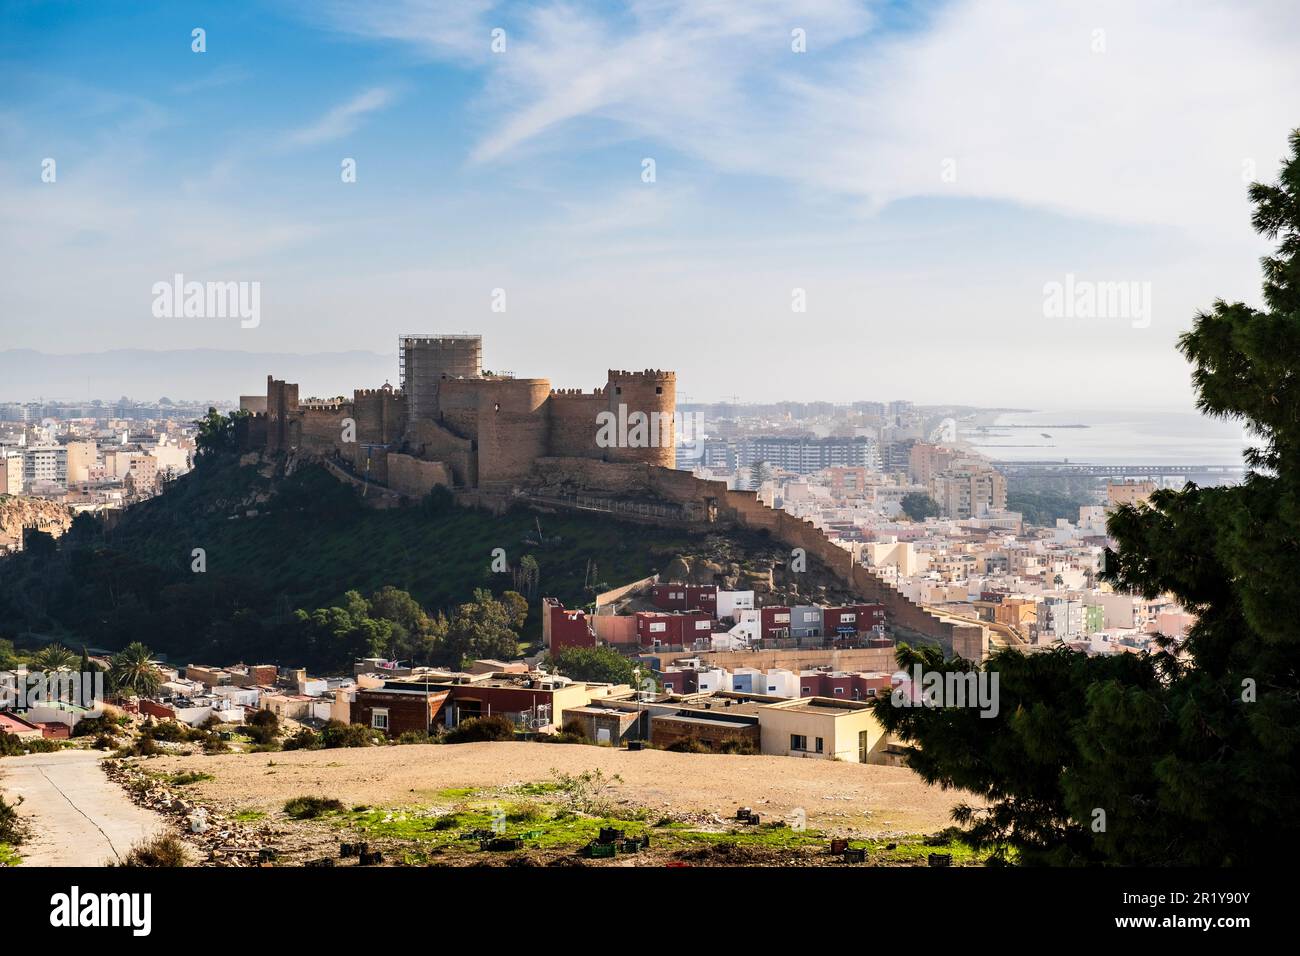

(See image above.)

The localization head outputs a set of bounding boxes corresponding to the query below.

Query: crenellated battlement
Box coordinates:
[251,334,677,480]
[607,369,676,381]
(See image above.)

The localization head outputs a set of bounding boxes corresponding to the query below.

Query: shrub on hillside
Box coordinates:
[318,720,384,749]
[442,715,515,744]
[715,737,757,756]
[282,728,320,751]
[113,833,188,867]
[665,737,708,754]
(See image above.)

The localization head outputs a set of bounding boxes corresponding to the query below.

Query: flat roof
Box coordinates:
[765,696,874,716]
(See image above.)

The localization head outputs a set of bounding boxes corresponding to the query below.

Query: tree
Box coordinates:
[366,586,444,663]
[500,590,529,630]
[193,408,246,462]
[109,642,162,697]
[900,491,940,521]
[292,593,392,673]
[31,643,76,672]
[869,129,1300,866]
[512,555,540,600]
[442,589,520,668]
[551,646,640,686]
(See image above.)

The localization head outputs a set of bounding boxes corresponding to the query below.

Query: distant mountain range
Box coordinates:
[0,349,398,405]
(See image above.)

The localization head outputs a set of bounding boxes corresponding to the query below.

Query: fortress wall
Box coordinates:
[523,460,969,658]
[530,456,657,495]
[352,388,405,445]
[387,453,452,499]
[476,379,552,487]
[547,390,607,458]
[296,404,353,454]
[407,419,476,487]
[349,444,389,485]
[237,413,267,450]
[435,379,487,440]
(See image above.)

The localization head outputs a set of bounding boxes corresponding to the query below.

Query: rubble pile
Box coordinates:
[103,760,286,867]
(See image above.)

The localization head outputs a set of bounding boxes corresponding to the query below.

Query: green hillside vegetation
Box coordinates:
[0,452,698,671]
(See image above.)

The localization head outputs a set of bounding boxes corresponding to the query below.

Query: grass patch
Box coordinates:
[508,781,564,797]
[230,809,266,823]
[283,796,345,820]
[434,787,478,800]
[666,822,825,851]
[167,771,214,786]
[0,843,20,866]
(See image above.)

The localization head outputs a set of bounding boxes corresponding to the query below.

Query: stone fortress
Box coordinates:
[238,334,985,660]
[240,334,675,496]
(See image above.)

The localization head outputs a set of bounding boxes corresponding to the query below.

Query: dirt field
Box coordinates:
[143,742,963,836]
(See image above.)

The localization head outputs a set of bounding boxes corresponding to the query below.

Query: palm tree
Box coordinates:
[31,643,76,672]
[109,642,162,698]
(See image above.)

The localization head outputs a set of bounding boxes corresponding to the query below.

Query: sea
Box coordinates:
[959,408,1247,466]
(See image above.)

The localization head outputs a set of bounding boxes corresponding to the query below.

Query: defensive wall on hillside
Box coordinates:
[237,336,982,659]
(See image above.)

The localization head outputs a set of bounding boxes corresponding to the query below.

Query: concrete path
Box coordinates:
[0,750,167,866]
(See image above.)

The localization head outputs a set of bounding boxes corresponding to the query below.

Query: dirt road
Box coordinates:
[0,750,168,866]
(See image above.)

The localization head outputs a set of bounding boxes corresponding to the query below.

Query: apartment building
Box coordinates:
[929,459,1008,519]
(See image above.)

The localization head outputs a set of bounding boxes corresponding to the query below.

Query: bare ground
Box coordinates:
[142,742,963,836]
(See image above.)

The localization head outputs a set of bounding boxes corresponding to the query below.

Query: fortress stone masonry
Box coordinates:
[238,334,984,660]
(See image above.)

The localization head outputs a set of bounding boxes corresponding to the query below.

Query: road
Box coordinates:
[0,750,168,866]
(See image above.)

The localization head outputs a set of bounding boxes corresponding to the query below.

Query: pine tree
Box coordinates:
[870,128,1300,865]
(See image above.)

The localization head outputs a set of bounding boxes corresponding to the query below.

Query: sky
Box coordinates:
[2,0,1298,408]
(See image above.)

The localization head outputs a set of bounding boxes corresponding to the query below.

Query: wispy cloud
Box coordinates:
[315,0,1299,234]
[308,0,499,62]
[284,86,396,147]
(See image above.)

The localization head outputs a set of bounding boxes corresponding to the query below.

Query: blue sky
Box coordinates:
[2,0,1298,408]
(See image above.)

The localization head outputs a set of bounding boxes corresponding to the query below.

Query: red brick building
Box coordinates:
[759,606,792,641]
[797,671,892,701]
[636,610,713,648]
[352,685,450,737]
[545,600,597,653]
[649,583,718,615]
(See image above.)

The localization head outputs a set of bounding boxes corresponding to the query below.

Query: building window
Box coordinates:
[834,687,844,695]
[801,686,811,695]
[371,709,389,731]
[655,386,663,394]
[815,737,824,753]
[791,734,807,751]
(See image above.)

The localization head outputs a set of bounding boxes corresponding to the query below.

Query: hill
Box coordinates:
[0,453,792,668]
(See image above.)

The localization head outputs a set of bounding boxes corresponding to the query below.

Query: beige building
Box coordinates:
[65,441,97,485]
[1107,480,1156,508]
[908,442,958,485]
[863,538,927,576]
[0,454,21,495]
[929,459,1007,519]
[757,697,889,763]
